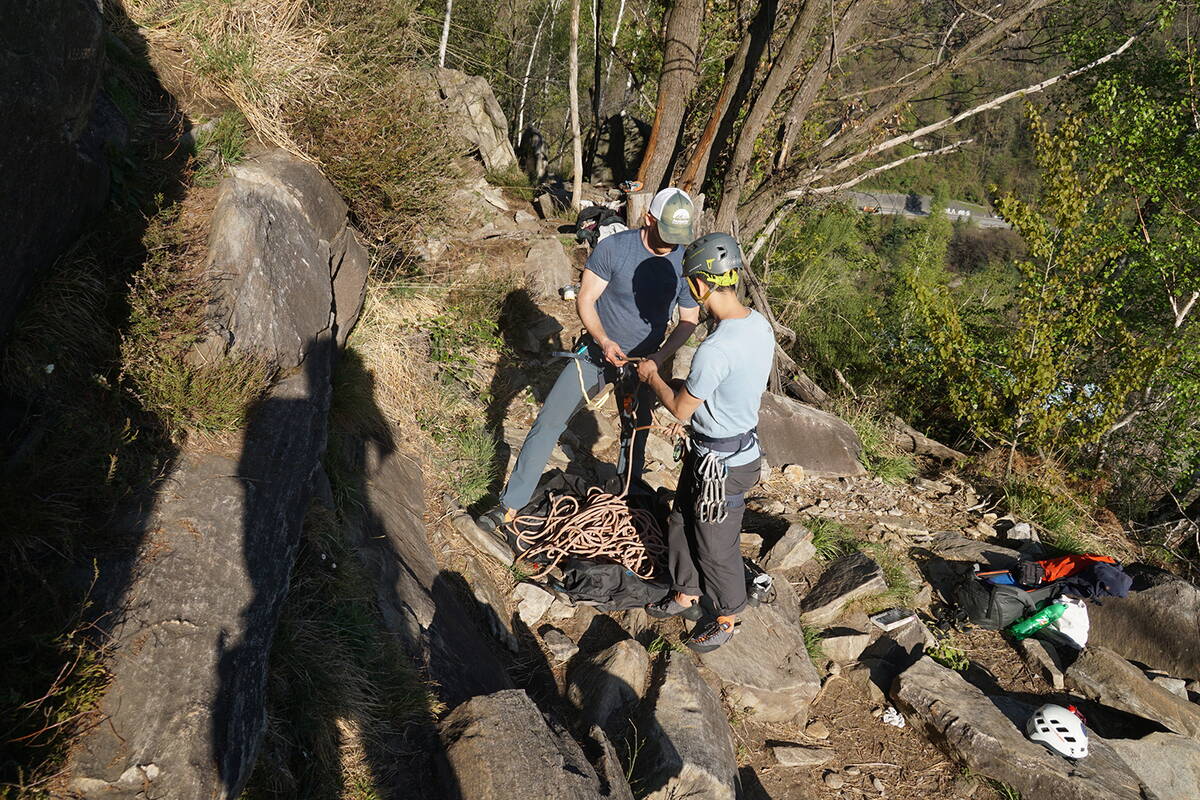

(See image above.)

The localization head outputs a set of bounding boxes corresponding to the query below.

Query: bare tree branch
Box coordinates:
[807,138,976,195]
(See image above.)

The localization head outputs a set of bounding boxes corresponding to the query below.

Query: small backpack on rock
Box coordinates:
[953,572,1064,630]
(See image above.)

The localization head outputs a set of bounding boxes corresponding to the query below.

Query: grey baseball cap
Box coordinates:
[648,188,695,244]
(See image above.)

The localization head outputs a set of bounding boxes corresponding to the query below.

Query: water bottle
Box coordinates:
[1008,602,1068,639]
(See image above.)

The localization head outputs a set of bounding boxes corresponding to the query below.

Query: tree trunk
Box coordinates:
[713,0,826,230]
[438,0,454,67]
[569,0,583,207]
[636,0,705,193]
[516,0,554,142]
[678,0,777,194]
[776,0,870,169]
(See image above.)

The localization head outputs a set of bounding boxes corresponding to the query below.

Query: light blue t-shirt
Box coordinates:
[685,309,775,466]
[587,229,698,358]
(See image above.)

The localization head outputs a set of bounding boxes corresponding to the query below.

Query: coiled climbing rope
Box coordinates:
[509,368,672,580]
[510,485,667,579]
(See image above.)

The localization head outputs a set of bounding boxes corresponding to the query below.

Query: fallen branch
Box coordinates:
[889,414,967,461]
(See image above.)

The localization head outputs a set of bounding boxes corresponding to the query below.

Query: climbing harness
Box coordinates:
[684,428,758,524]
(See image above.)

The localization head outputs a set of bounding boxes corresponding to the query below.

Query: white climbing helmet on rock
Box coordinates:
[1026,703,1089,760]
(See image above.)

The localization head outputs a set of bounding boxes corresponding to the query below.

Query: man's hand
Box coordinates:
[637,359,659,383]
[600,338,628,366]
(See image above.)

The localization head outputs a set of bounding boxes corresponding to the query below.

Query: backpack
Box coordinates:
[953,572,1064,630]
[575,204,625,247]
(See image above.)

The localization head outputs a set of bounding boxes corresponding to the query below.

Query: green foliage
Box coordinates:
[1002,482,1095,556]
[121,205,275,434]
[646,634,684,656]
[801,625,826,662]
[861,542,917,608]
[927,638,969,672]
[485,164,535,201]
[808,518,859,561]
[424,312,503,386]
[831,396,916,484]
[192,110,248,186]
[908,108,1163,453]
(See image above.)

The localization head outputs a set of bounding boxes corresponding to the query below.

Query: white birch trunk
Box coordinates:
[438,0,454,68]
[569,0,583,207]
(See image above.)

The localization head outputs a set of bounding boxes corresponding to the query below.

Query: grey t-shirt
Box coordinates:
[685,309,775,466]
[587,229,697,357]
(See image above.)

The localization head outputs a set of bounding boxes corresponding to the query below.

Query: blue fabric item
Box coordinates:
[586,229,696,357]
[685,309,775,466]
[984,572,1017,586]
[1061,563,1133,600]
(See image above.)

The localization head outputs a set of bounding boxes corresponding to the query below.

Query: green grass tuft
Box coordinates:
[485,164,535,201]
[801,625,826,662]
[831,396,917,484]
[121,204,275,435]
[808,518,860,561]
[1001,474,1096,555]
[927,637,969,671]
[192,110,248,187]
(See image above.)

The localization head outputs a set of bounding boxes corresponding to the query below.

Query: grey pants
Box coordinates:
[500,355,652,512]
[667,453,762,616]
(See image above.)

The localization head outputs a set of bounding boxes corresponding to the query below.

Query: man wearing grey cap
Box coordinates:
[478,188,699,531]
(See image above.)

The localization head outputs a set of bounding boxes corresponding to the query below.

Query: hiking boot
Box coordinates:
[685,617,737,653]
[646,594,703,621]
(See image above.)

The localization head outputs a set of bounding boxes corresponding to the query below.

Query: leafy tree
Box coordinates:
[909,109,1163,458]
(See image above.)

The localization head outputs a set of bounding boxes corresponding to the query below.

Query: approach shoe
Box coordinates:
[684,618,737,653]
[646,594,703,621]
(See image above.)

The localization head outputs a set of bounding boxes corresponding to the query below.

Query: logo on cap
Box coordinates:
[671,209,691,224]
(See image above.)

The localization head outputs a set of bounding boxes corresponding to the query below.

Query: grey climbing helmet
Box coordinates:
[683,232,742,286]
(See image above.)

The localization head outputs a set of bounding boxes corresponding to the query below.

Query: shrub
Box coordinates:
[830,396,916,484]
[121,204,275,435]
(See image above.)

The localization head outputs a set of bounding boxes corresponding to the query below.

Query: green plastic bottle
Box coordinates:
[1008,602,1068,639]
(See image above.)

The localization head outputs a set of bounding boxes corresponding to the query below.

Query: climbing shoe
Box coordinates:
[684,617,737,653]
[646,594,703,621]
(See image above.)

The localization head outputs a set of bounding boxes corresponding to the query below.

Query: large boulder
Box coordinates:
[201,150,370,368]
[67,344,336,799]
[566,639,649,738]
[1108,732,1200,799]
[0,0,117,341]
[1087,565,1200,683]
[635,652,738,800]
[438,689,631,799]
[1064,645,1200,739]
[524,238,575,300]
[341,439,512,708]
[892,657,1152,800]
[799,551,887,626]
[698,601,822,723]
[589,113,650,186]
[756,393,864,477]
[410,68,517,172]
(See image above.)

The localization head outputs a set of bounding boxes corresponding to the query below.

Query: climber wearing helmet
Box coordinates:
[639,232,776,652]
[477,188,700,533]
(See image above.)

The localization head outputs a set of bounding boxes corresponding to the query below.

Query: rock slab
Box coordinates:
[567,639,649,737]
[760,521,816,572]
[636,652,738,800]
[1108,732,1200,800]
[1064,645,1200,739]
[800,551,887,626]
[439,689,629,799]
[412,68,517,172]
[699,602,822,723]
[524,238,575,300]
[892,657,1151,800]
[202,150,369,367]
[756,393,865,477]
[68,352,335,799]
[1088,565,1200,683]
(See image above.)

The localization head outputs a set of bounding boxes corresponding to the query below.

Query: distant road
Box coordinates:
[844,190,1010,229]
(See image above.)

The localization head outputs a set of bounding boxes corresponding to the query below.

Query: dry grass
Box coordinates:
[122,0,336,155]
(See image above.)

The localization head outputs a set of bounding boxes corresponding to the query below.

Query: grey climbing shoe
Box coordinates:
[685,618,737,653]
[646,594,703,621]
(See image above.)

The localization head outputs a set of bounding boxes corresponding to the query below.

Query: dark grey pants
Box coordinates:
[667,453,762,616]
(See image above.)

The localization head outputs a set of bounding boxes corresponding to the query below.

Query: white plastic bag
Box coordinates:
[1046,596,1089,648]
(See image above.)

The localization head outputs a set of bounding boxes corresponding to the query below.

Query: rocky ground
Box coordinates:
[406,180,1200,800]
